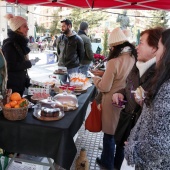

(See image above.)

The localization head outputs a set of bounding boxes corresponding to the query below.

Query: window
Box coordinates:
[6,6,13,13]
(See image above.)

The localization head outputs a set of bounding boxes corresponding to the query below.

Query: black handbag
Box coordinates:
[114,109,136,147]
[25,70,31,88]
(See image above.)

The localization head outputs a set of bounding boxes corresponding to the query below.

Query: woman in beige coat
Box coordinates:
[92,27,137,169]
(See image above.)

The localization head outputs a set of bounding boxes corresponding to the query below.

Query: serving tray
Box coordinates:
[33,110,65,121]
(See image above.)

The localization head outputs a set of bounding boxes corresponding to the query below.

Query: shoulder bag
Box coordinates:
[85,100,102,132]
[114,109,137,146]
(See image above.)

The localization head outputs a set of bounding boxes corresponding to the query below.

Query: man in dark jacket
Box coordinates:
[57,19,84,83]
[78,22,94,76]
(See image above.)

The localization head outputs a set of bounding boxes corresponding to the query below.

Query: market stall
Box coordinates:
[0,85,96,169]
[5,0,170,10]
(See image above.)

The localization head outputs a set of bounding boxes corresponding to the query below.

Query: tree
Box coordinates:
[49,8,62,35]
[149,10,169,28]
[68,8,107,32]
[102,29,109,57]
[35,23,46,34]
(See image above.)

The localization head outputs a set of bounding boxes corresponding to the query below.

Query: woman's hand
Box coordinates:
[134,93,144,107]
[133,86,145,107]
[112,93,124,105]
[124,141,128,145]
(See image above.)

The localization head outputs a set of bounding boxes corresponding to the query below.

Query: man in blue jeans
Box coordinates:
[56,19,84,83]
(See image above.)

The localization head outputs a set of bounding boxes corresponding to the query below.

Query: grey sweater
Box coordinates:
[124,79,170,170]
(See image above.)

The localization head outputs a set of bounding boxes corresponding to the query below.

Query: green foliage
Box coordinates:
[35,22,46,34]
[149,10,169,28]
[102,29,109,57]
[49,8,62,35]
[66,8,107,32]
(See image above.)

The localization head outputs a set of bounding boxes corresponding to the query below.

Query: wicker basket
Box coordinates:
[2,106,28,121]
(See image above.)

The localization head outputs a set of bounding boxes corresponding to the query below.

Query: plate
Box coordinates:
[64,105,78,111]
[99,67,106,71]
[53,71,68,75]
[31,96,49,104]
[33,110,65,121]
[74,88,87,93]
[51,103,78,111]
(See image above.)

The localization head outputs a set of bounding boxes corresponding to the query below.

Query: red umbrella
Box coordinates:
[5,0,170,10]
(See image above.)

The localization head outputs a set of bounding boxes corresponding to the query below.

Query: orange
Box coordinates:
[9,101,18,108]
[19,99,28,107]
[14,104,20,108]
[10,92,21,101]
[5,104,11,108]
[18,98,27,105]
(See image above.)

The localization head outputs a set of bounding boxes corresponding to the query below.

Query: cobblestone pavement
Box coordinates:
[71,123,104,170]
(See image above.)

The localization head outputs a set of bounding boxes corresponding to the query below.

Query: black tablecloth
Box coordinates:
[0,85,96,169]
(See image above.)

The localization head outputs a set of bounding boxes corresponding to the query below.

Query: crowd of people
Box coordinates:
[93,26,170,170]
[0,13,170,170]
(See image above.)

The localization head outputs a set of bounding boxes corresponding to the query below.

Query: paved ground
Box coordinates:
[71,123,104,170]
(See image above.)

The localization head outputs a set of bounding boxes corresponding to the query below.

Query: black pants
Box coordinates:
[114,145,124,170]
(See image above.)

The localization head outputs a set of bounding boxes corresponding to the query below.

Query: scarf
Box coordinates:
[120,46,132,54]
[7,30,30,55]
[136,57,156,77]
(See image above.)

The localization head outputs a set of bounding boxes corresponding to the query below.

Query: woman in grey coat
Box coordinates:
[124,28,170,170]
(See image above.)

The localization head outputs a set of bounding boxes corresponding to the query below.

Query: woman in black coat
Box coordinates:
[2,14,36,96]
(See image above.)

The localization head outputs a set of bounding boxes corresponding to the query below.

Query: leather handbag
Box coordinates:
[85,100,102,132]
[114,109,136,146]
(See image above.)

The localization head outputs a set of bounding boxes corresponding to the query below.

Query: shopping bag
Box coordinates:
[114,109,136,146]
[85,100,102,132]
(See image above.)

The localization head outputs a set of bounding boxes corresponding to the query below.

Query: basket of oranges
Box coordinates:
[2,92,29,121]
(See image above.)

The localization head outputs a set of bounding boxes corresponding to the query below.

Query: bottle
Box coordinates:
[75,148,89,170]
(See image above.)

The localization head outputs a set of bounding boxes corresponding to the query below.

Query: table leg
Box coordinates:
[5,153,17,169]
[47,158,55,170]
[5,154,56,170]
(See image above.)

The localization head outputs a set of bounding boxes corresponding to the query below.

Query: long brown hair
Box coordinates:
[145,29,170,106]
[108,41,137,61]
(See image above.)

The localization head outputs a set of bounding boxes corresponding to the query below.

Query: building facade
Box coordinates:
[0,1,35,45]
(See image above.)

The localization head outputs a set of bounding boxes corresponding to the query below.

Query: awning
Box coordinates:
[5,0,170,10]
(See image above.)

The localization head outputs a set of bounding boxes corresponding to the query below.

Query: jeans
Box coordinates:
[59,67,79,84]
[78,64,90,76]
[114,145,124,170]
[100,133,115,170]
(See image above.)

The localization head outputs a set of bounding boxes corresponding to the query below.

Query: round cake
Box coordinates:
[41,107,60,117]
[54,69,67,74]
